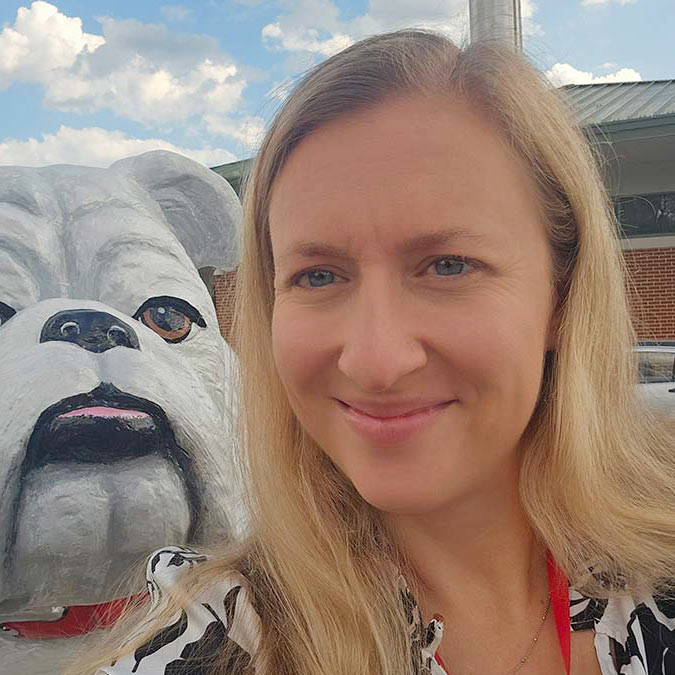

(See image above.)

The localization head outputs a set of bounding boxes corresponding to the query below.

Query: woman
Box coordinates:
[70,30,675,675]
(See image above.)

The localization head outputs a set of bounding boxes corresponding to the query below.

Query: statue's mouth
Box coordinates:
[14,382,203,532]
[1,383,204,618]
[22,382,187,469]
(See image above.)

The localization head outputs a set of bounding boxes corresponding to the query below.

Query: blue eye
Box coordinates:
[300,269,336,287]
[431,257,468,276]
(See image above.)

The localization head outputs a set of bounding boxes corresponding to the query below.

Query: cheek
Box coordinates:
[271,303,331,403]
[430,290,552,408]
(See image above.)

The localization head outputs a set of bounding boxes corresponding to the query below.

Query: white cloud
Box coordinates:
[0,126,236,168]
[546,62,642,86]
[0,1,103,89]
[262,21,353,56]
[261,0,352,57]
[203,115,266,150]
[350,0,468,38]
[261,0,469,63]
[581,0,636,5]
[46,15,247,125]
[160,5,192,22]
[259,0,551,64]
[0,2,254,145]
[521,0,543,36]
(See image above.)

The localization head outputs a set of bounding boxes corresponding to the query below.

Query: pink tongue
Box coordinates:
[59,406,150,419]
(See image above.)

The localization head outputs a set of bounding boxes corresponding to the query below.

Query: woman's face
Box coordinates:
[269,95,556,515]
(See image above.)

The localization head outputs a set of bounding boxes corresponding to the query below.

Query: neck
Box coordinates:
[386,463,547,621]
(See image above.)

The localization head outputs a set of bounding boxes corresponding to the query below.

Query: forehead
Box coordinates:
[0,166,194,302]
[268,95,543,255]
[75,208,194,289]
[53,167,171,246]
[0,169,67,300]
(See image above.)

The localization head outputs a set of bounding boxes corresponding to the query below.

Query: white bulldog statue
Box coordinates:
[0,150,243,674]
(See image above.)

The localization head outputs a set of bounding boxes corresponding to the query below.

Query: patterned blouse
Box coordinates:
[98,547,675,675]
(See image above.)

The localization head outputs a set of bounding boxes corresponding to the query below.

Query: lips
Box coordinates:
[338,399,452,418]
[58,406,151,420]
[336,398,453,445]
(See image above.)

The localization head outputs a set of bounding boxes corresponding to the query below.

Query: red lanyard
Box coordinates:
[434,553,571,675]
[547,551,571,675]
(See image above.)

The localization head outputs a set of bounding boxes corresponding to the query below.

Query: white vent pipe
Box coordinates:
[469,0,522,52]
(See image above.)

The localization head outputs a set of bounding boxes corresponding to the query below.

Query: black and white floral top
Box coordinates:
[98,547,675,675]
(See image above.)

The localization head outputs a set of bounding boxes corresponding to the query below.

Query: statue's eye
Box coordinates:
[133,297,206,343]
[0,302,16,327]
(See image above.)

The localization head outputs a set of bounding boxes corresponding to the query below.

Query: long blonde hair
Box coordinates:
[70,30,675,675]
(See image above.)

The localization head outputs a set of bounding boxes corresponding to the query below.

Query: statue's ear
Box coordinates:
[111,150,242,271]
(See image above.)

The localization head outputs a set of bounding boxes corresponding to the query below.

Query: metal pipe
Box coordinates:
[469,0,523,52]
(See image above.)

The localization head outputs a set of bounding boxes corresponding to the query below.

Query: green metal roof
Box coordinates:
[213,80,675,196]
[211,158,253,196]
[562,80,675,127]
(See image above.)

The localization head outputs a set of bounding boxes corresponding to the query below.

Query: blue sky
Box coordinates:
[0,0,671,168]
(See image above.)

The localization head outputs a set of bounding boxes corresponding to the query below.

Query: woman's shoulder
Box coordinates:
[97,546,262,674]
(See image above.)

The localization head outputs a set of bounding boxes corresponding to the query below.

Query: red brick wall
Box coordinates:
[214,270,238,346]
[213,248,675,346]
[623,247,675,341]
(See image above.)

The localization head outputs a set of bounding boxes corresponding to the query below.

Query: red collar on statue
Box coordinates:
[547,551,571,675]
[2,557,571,660]
[1,592,148,640]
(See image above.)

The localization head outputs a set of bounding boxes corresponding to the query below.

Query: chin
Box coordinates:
[354,479,441,516]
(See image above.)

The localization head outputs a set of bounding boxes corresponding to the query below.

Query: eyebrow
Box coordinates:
[276,228,487,263]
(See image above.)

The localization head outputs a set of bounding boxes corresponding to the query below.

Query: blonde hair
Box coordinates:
[69,30,675,675]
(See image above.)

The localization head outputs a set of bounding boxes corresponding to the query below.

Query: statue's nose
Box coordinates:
[40,309,140,353]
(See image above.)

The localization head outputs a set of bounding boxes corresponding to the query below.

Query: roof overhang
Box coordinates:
[585,113,675,144]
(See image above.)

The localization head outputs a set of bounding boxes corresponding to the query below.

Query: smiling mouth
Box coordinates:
[336,399,453,419]
[336,399,453,444]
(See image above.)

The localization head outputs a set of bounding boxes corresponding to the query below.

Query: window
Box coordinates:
[615,191,675,238]
[637,351,675,383]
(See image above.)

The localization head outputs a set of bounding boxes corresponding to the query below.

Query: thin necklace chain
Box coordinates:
[502,592,552,675]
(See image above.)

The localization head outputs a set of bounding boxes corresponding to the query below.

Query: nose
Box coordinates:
[40,309,141,353]
[337,284,427,392]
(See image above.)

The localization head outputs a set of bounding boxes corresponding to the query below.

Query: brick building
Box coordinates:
[207,158,252,344]
[565,80,675,341]
[209,80,675,343]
